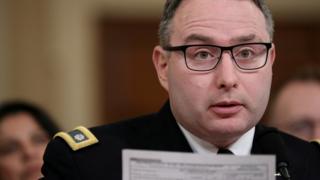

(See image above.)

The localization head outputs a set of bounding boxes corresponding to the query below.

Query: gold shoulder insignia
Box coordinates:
[54,126,99,151]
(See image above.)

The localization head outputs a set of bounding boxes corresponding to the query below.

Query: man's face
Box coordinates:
[272,81,320,141]
[153,0,275,146]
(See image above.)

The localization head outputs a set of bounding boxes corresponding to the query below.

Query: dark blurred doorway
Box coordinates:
[97,18,167,124]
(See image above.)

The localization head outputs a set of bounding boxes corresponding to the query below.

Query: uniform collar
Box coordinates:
[178,123,255,156]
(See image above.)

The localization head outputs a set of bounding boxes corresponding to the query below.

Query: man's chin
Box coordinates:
[203,121,250,137]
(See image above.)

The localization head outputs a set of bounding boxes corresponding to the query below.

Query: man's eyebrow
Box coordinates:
[184,34,213,44]
[184,33,262,45]
[230,34,259,43]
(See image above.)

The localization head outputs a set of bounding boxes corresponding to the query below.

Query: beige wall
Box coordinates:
[1,0,320,130]
[0,1,9,98]
[0,0,165,130]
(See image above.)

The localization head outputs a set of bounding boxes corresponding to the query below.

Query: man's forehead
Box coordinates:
[170,0,268,43]
[175,0,260,18]
[184,33,261,44]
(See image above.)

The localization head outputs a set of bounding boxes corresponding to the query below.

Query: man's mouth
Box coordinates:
[210,101,243,118]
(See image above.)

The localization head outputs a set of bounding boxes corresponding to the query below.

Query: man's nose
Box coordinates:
[214,52,239,90]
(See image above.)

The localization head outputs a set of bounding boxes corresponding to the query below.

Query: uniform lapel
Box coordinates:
[145,101,193,152]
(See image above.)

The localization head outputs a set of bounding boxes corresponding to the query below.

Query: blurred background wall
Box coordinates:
[0,0,320,130]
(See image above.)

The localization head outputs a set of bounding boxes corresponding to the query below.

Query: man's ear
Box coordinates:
[152,45,169,91]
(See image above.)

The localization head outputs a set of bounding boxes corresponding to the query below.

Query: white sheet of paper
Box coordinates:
[123,149,275,180]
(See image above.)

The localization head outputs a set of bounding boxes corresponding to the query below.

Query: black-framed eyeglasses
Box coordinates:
[163,42,272,71]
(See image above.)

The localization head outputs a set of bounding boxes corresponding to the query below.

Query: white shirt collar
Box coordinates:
[178,123,255,156]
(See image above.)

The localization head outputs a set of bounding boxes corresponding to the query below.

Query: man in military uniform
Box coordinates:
[41,0,320,179]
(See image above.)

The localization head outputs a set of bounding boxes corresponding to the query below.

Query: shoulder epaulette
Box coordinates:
[54,126,99,151]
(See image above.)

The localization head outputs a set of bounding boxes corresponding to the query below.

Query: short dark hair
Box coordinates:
[273,65,320,97]
[158,0,274,47]
[0,101,60,137]
[271,65,320,95]
[287,66,320,83]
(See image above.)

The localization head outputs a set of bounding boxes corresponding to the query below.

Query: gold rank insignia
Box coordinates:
[54,126,99,151]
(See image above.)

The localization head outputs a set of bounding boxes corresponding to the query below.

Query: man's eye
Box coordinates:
[190,49,217,61]
[237,49,254,59]
[196,51,211,59]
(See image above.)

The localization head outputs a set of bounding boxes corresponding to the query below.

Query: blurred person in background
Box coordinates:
[0,101,59,180]
[267,66,320,141]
